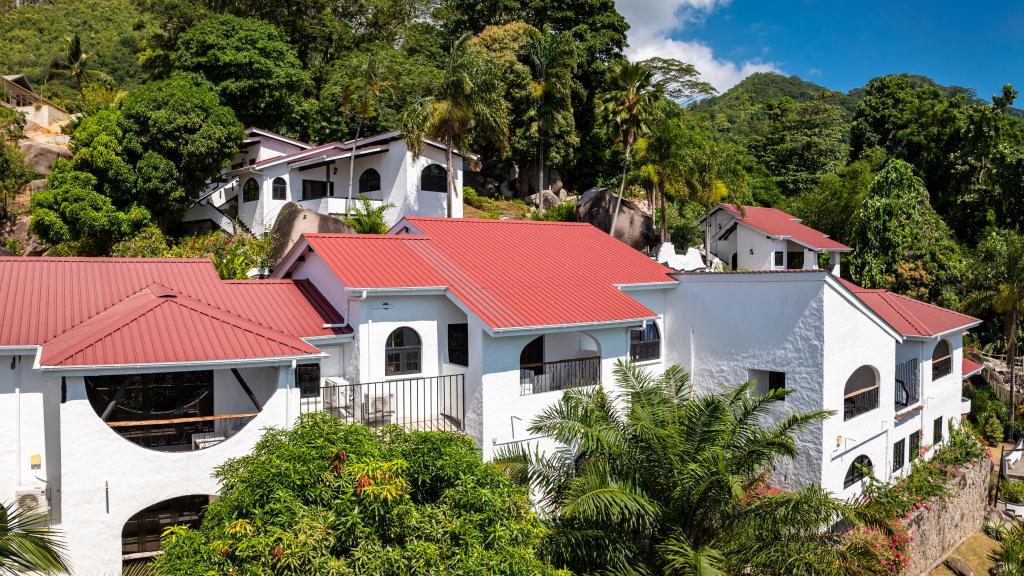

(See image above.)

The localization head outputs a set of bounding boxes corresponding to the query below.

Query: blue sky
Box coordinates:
[615,0,1024,99]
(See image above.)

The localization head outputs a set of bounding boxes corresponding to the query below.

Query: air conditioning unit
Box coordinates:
[15,486,48,516]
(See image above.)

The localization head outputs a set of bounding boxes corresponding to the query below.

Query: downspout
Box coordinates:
[14,356,21,487]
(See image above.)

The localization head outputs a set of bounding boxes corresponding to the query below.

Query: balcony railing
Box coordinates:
[302,375,464,432]
[844,387,879,421]
[520,356,601,395]
[895,358,920,411]
[932,356,952,380]
[106,413,257,451]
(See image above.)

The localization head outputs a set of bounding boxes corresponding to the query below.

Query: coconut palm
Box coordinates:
[50,33,109,94]
[966,228,1024,433]
[496,361,890,576]
[402,35,509,217]
[0,501,69,575]
[343,194,395,234]
[343,52,395,215]
[525,30,578,214]
[598,61,664,236]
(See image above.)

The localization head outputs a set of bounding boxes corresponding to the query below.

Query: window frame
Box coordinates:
[629,323,661,362]
[893,439,905,472]
[301,180,333,200]
[909,430,922,461]
[933,416,943,444]
[844,455,872,488]
[296,364,321,398]
[931,340,952,380]
[773,251,784,268]
[421,164,448,192]
[447,323,469,367]
[242,178,259,203]
[385,327,422,376]
[271,177,287,200]
[359,168,382,194]
[843,365,880,421]
[768,371,786,394]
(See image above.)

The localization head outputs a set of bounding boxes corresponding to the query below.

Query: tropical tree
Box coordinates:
[50,33,109,94]
[526,29,579,213]
[0,501,69,575]
[598,60,664,235]
[342,53,394,214]
[402,35,510,217]
[153,414,567,575]
[966,228,1024,433]
[495,361,889,575]
[344,194,395,234]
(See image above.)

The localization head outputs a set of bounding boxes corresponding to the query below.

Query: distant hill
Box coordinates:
[690,72,859,138]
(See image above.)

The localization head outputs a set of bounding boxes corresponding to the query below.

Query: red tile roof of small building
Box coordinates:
[299,218,677,330]
[962,357,983,378]
[0,257,346,366]
[838,278,980,338]
[720,204,851,252]
[40,285,321,367]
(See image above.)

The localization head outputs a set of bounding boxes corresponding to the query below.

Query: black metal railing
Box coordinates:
[895,358,920,411]
[520,356,601,395]
[629,340,660,362]
[844,387,879,421]
[107,414,257,451]
[302,375,465,432]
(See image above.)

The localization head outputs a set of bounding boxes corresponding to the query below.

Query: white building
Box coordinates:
[701,203,852,274]
[0,210,980,572]
[2,74,71,133]
[182,128,465,236]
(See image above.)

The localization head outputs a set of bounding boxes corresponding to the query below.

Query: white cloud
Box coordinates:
[615,0,779,93]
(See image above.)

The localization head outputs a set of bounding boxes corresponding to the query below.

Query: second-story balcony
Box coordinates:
[520,356,602,395]
[895,358,920,411]
[301,374,465,432]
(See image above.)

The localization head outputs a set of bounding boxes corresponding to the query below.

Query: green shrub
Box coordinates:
[154,414,566,576]
[1,238,22,255]
[1003,481,1024,504]
[464,186,485,209]
[532,200,577,222]
[980,410,1005,444]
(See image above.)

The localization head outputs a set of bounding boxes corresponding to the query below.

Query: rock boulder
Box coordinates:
[270,202,353,264]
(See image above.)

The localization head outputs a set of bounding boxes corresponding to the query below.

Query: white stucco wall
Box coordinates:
[58,366,298,575]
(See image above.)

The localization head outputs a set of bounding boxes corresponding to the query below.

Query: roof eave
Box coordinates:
[35,352,328,376]
[487,316,656,338]
[902,320,983,341]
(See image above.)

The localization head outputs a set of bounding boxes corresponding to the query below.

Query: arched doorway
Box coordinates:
[122,494,213,566]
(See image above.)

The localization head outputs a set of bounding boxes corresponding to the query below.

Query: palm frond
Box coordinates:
[0,502,70,575]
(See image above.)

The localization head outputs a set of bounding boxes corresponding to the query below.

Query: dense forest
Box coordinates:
[2,0,1024,356]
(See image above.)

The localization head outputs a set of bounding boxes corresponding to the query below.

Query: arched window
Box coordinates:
[843,365,879,421]
[242,178,259,202]
[932,340,952,380]
[629,323,660,362]
[421,164,447,192]
[844,455,872,488]
[271,177,287,200]
[385,327,421,376]
[359,168,381,194]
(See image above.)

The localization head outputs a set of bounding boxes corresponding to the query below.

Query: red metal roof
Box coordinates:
[962,357,983,378]
[838,278,980,338]
[299,218,676,330]
[720,204,851,252]
[0,257,346,364]
[40,285,320,367]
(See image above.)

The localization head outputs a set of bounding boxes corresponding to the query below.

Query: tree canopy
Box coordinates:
[154,414,568,576]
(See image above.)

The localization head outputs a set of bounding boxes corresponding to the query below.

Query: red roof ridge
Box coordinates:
[303,233,429,240]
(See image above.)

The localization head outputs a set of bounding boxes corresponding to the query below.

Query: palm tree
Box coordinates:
[598,60,664,236]
[343,52,394,215]
[526,30,578,215]
[495,361,890,575]
[343,194,395,234]
[50,33,109,95]
[967,228,1024,434]
[0,501,69,575]
[402,35,509,218]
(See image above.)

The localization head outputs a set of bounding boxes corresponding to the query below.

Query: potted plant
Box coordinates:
[1000,480,1024,517]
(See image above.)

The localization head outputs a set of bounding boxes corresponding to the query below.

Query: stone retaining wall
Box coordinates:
[904,457,992,575]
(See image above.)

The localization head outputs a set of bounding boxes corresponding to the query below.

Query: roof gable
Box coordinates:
[719,204,851,252]
[40,285,320,368]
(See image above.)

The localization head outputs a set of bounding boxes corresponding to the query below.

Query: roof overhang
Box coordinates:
[34,351,327,376]
[902,321,983,341]
[347,286,448,297]
[0,345,41,355]
[615,281,680,291]
[487,316,654,338]
[246,127,313,150]
[291,145,390,170]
